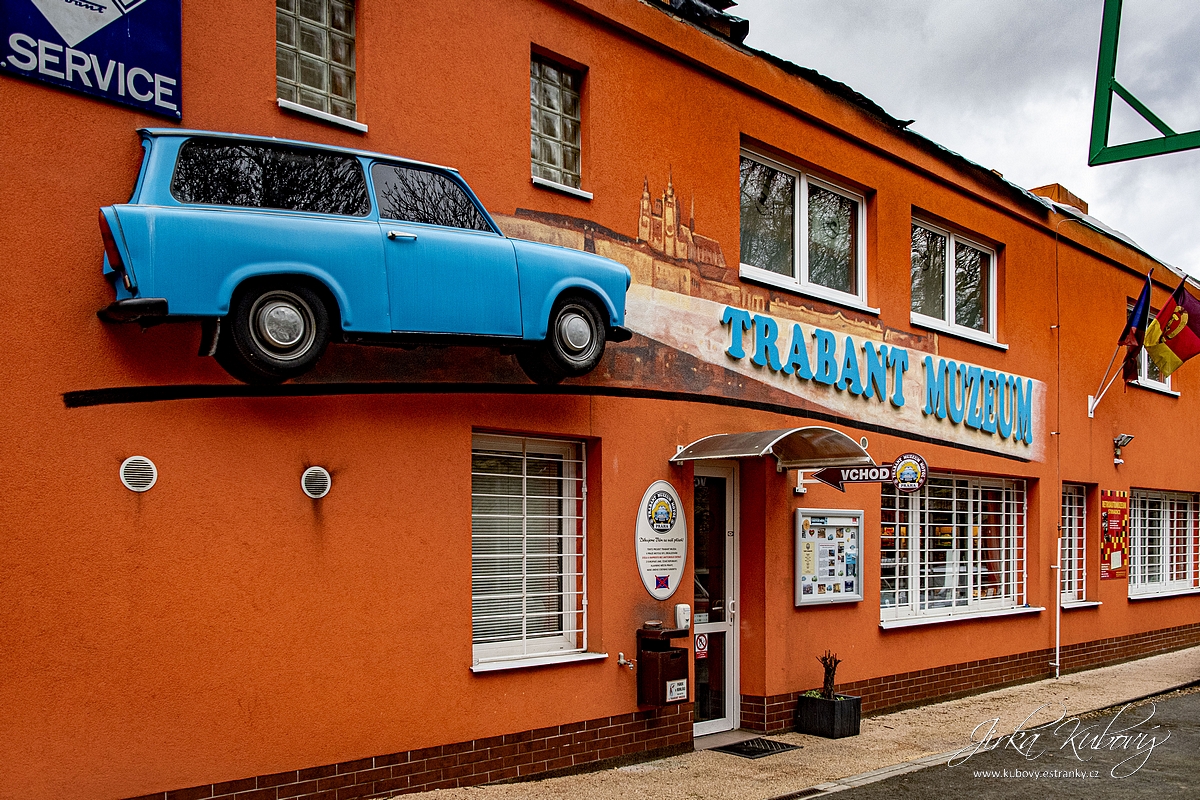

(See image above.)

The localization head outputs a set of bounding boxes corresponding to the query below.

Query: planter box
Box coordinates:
[794,694,862,738]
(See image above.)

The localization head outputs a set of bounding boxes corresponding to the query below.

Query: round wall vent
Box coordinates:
[301,466,331,499]
[120,456,158,492]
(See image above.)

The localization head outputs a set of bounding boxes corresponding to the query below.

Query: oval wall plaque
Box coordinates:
[635,480,688,600]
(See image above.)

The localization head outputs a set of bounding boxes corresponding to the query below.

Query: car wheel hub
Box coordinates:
[250,291,316,360]
[559,311,593,353]
[260,302,305,347]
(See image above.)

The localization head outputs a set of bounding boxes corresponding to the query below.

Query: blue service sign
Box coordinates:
[1,0,181,119]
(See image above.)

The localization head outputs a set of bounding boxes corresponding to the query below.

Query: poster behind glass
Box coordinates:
[795,509,863,605]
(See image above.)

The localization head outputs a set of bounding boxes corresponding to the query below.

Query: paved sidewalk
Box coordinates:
[398,646,1200,800]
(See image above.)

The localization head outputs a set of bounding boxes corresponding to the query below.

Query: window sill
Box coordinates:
[1061,600,1102,610]
[1128,379,1179,397]
[910,314,1008,351]
[277,98,368,133]
[470,651,608,673]
[879,605,1045,629]
[1129,586,1200,601]
[738,267,879,316]
[532,176,593,201]
[797,596,863,607]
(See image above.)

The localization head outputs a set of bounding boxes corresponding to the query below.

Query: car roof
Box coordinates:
[139,128,461,174]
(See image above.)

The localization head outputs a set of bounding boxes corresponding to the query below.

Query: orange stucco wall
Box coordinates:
[2,1,1199,798]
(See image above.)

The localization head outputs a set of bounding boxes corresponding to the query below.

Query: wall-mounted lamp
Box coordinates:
[1114,434,1134,465]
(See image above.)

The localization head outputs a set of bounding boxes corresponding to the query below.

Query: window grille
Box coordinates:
[531,56,583,189]
[882,475,1026,622]
[1129,490,1197,595]
[277,0,357,120]
[1060,484,1086,602]
[471,434,586,664]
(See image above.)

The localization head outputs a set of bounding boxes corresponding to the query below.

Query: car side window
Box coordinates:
[371,163,493,232]
[170,137,370,216]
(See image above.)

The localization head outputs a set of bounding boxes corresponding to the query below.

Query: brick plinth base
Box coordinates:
[741,622,1200,733]
[127,703,693,800]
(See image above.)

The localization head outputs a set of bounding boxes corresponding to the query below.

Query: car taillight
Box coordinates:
[99,210,132,290]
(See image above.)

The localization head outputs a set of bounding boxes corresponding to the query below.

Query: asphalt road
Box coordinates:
[830,688,1199,799]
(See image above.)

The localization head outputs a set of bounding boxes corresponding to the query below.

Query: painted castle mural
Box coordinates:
[637,172,725,267]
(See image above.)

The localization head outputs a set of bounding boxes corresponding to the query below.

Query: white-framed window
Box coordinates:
[739,150,870,311]
[276,0,357,121]
[881,475,1026,623]
[1060,484,1087,602]
[471,433,587,665]
[1129,490,1197,596]
[910,220,998,345]
[1135,348,1172,391]
[531,55,584,193]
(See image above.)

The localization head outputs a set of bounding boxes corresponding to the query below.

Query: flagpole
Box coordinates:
[1088,341,1125,417]
[1090,268,1156,418]
[1090,365,1125,416]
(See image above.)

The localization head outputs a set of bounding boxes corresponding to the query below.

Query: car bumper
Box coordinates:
[98,298,169,322]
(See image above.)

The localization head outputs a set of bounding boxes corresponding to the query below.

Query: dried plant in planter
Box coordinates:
[796,650,860,738]
[818,649,842,700]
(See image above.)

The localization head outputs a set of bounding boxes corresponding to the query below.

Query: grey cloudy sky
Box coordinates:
[734,0,1200,275]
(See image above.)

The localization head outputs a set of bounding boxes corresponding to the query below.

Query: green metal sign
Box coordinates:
[1090,0,1200,165]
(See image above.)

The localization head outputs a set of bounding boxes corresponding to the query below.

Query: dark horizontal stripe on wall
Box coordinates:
[62,382,1029,462]
[123,703,693,800]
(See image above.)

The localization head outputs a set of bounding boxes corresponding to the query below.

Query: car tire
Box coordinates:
[540,294,607,380]
[216,282,331,384]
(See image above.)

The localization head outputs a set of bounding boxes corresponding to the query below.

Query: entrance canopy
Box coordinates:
[671,427,873,471]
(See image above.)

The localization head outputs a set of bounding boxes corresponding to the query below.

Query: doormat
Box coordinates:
[711,737,802,759]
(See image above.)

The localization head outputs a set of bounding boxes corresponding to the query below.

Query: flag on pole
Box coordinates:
[1121,270,1153,382]
[1145,278,1200,379]
[1119,271,1153,346]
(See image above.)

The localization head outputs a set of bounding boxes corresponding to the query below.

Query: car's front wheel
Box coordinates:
[516,294,607,384]
[216,281,331,384]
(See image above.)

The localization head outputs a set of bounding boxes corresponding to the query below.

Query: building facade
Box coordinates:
[2,1,1199,799]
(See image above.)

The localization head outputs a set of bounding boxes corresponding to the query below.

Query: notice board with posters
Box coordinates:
[795,509,862,605]
[1,0,182,119]
[1100,489,1129,580]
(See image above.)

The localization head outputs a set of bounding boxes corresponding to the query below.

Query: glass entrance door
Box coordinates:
[693,464,738,736]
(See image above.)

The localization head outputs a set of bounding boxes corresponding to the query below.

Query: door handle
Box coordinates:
[387,230,417,240]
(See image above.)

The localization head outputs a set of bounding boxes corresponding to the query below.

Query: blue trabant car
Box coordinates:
[99,129,631,384]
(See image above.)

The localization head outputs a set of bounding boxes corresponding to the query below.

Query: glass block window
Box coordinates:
[277,0,357,120]
[1129,490,1198,596]
[531,56,582,189]
[471,434,587,665]
[1060,484,1087,602]
[881,475,1026,623]
[910,220,997,341]
[739,150,867,307]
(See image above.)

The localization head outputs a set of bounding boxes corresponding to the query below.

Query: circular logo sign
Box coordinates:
[892,452,928,493]
[646,490,678,532]
[635,480,687,601]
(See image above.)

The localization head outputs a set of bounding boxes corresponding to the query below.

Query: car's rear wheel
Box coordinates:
[216,281,331,384]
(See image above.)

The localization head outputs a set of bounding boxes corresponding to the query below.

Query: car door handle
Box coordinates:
[387,231,417,240]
